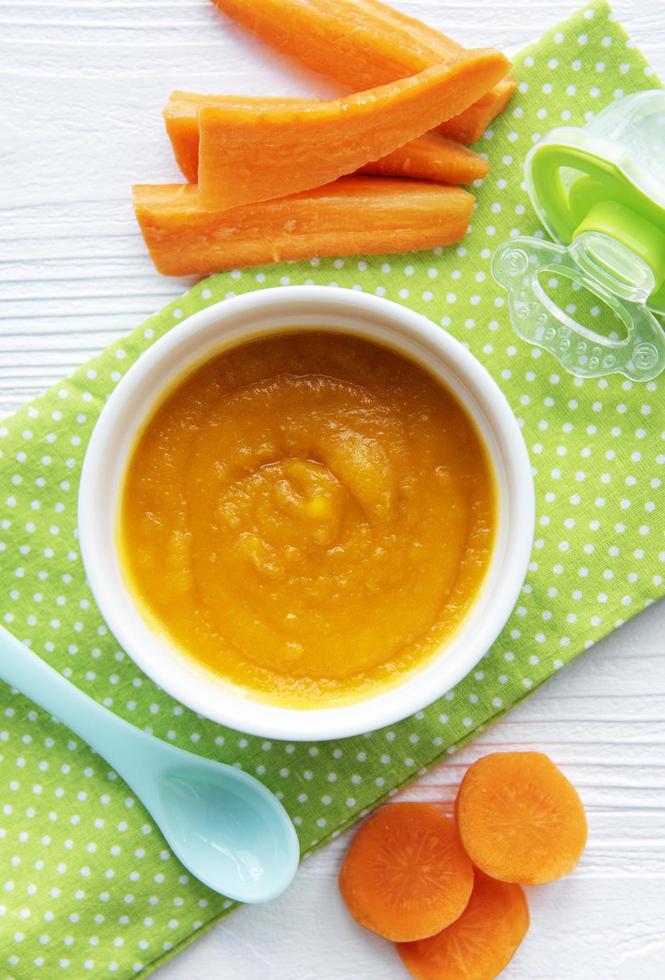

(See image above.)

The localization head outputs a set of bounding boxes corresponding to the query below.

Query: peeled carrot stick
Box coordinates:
[211,0,516,143]
[133,179,475,277]
[197,51,509,209]
[339,804,474,942]
[164,92,304,184]
[441,80,516,144]
[359,133,488,183]
[455,752,588,885]
[398,871,530,980]
[164,91,488,185]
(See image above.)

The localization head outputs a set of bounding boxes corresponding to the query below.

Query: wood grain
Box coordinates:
[2,2,664,977]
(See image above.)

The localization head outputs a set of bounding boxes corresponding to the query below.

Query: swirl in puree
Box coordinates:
[120,331,495,706]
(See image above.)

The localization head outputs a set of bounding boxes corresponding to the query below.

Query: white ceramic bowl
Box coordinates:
[79,286,534,741]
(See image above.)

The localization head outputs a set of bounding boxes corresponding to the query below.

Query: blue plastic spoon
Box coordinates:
[0,625,299,903]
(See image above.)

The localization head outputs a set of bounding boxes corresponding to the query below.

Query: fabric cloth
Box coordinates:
[0,2,662,976]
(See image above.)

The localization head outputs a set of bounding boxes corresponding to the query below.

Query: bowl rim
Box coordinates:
[78,285,534,741]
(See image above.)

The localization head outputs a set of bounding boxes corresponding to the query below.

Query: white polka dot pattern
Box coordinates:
[0,2,663,976]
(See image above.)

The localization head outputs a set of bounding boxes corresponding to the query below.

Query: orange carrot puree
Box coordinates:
[120,332,495,706]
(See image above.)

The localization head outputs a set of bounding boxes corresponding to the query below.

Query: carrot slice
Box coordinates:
[211,0,516,143]
[455,752,588,885]
[164,91,488,185]
[338,803,474,942]
[133,179,474,277]
[197,51,509,210]
[398,871,529,980]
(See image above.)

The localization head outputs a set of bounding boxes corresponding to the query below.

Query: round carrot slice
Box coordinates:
[398,870,529,980]
[455,752,587,885]
[339,803,473,942]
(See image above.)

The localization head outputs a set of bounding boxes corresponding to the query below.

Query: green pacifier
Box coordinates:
[493,90,665,380]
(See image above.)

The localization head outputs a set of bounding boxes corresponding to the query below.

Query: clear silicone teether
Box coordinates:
[493,90,665,380]
[492,238,665,380]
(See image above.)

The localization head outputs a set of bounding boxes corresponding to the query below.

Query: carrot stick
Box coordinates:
[133,178,475,277]
[164,92,305,184]
[196,51,508,209]
[359,133,488,183]
[164,91,488,186]
[455,752,588,885]
[339,804,474,942]
[211,0,516,143]
[398,871,530,980]
[442,79,516,144]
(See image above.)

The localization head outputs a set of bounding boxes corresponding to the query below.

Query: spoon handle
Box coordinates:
[0,624,154,786]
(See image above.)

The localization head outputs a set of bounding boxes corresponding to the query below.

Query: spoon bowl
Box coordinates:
[152,759,299,902]
[0,624,300,903]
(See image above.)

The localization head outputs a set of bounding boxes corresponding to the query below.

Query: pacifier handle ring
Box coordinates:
[528,141,665,258]
[529,144,619,242]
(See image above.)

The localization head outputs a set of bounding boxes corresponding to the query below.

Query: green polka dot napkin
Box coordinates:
[1,2,663,977]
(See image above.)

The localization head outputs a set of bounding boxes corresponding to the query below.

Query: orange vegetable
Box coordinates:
[133,179,475,277]
[441,80,516,145]
[359,133,488,184]
[164,91,488,185]
[338,803,474,942]
[164,92,303,184]
[455,752,588,885]
[197,51,509,209]
[398,871,529,980]
[211,0,516,143]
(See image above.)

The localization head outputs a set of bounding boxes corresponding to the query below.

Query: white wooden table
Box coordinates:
[2,2,664,977]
